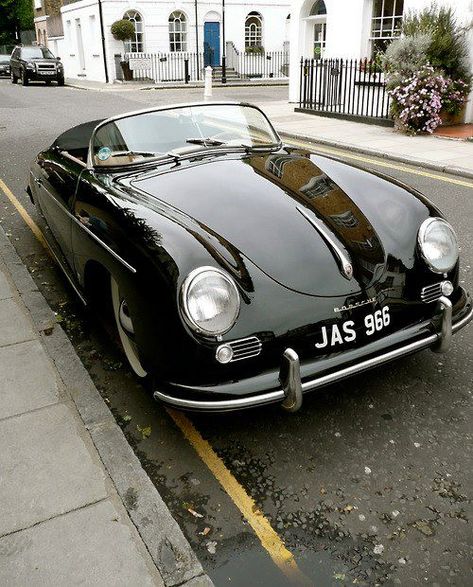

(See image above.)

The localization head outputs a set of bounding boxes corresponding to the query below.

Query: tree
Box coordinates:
[111,20,135,43]
[0,0,34,43]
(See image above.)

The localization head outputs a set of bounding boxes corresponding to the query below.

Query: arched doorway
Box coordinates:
[304,0,327,59]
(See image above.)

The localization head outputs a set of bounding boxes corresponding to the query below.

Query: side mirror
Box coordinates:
[56,56,61,61]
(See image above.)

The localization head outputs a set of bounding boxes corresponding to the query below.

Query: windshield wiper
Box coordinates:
[185,138,225,147]
[109,150,158,158]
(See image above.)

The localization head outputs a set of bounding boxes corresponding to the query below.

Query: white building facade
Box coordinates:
[289,0,473,121]
[59,0,291,82]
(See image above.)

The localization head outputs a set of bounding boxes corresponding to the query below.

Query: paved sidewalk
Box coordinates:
[259,101,473,179]
[0,226,212,586]
[65,77,288,92]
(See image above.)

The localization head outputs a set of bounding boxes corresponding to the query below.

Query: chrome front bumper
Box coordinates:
[154,296,473,412]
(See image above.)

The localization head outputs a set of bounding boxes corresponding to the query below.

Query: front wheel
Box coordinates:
[111,276,147,378]
[57,76,64,86]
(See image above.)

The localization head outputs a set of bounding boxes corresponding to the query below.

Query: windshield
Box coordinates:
[21,47,55,59]
[91,104,280,167]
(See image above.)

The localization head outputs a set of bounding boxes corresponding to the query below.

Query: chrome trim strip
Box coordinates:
[48,244,87,306]
[36,180,136,274]
[281,348,303,412]
[297,206,353,280]
[154,303,473,411]
[452,303,473,333]
[70,214,137,274]
[432,296,452,353]
[154,388,285,410]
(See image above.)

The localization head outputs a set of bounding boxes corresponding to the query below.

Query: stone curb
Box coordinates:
[279,130,473,181]
[65,80,288,92]
[0,224,213,587]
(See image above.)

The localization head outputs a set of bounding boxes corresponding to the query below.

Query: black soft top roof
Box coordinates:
[53,119,104,152]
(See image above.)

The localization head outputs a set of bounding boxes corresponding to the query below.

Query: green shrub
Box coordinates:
[401,4,471,80]
[111,19,135,42]
[383,34,431,88]
[245,46,264,54]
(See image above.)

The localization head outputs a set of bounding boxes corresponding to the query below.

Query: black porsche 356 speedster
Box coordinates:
[28,102,472,412]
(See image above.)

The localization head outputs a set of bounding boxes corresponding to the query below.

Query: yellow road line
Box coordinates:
[0,178,311,586]
[168,409,311,586]
[0,178,50,251]
[285,138,473,190]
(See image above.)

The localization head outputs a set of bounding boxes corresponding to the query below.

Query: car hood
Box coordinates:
[131,151,422,297]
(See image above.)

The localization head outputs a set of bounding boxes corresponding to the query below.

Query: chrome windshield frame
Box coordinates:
[86,102,282,170]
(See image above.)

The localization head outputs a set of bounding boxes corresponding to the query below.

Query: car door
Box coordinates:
[35,152,82,270]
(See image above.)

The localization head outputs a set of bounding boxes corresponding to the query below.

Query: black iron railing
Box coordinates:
[298,58,393,125]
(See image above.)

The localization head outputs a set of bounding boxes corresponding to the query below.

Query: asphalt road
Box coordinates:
[1,79,472,586]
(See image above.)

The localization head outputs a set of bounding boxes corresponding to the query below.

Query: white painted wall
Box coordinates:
[62,0,106,82]
[61,0,290,83]
[289,0,473,121]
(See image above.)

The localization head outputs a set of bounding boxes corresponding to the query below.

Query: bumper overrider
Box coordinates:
[154,289,473,412]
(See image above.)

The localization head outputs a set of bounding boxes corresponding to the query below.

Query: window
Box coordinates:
[245,12,262,48]
[330,210,359,229]
[309,0,326,16]
[300,175,336,199]
[123,10,144,53]
[21,46,55,59]
[34,0,42,9]
[265,155,294,178]
[371,0,404,53]
[169,11,187,52]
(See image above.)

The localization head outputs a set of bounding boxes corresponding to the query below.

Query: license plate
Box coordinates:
[39,71,55,75]
[314,306,391,349]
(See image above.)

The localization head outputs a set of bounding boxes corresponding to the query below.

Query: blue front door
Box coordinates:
[204,22,220,67]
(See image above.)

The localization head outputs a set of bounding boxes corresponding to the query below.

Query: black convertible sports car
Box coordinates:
[28,102,472,411]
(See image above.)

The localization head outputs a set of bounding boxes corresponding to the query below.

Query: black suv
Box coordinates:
[10,45,64,86]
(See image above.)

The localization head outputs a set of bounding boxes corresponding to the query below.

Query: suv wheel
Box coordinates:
[20,69,29,86]
[57,75,65,86]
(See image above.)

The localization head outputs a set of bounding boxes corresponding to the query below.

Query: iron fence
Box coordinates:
[122,52,204,83]
[119,48,289,84]
[226,43,289,79]
[298,58,393,125]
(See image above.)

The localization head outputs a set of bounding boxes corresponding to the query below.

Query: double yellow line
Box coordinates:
[0,177,310,585]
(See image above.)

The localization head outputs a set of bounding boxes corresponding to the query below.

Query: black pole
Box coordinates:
[221,0,226,83]
[97,0,109,83]
[194,0,200,80]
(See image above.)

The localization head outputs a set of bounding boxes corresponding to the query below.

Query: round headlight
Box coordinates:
[181,267,240,335]
[418,218,459,274]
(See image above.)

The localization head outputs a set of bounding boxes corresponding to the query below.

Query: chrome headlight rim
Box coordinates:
[418,217,459,275]
[180,266,240,336]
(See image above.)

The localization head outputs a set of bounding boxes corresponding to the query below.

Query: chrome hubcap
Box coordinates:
[119,300,135,336]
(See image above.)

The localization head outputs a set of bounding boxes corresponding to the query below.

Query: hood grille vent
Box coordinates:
[227,336,262,362]
[421,282,444,303]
